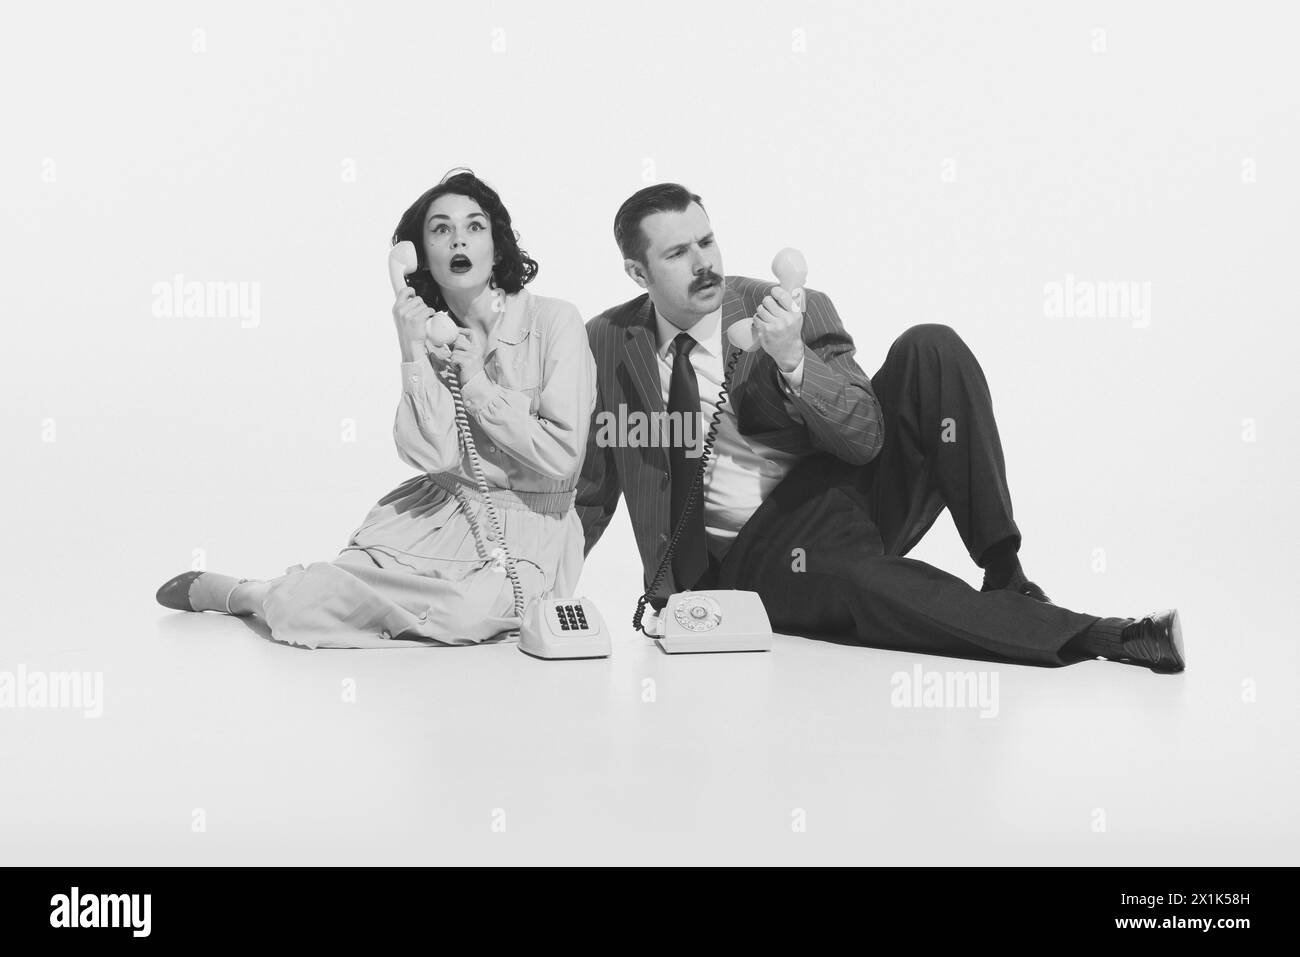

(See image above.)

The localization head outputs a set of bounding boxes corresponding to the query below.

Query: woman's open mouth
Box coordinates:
[449,254,473,274]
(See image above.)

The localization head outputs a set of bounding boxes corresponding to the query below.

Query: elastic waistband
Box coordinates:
[427,473,575,515]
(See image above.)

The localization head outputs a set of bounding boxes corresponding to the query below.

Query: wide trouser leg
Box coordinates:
[862,323,1020,562]
[719,326,1106,667]
[727,542,1099,667]
[260,557,532,649]
[254,491,565,650]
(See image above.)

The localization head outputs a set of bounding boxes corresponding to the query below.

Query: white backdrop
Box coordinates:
[2,1,1297,865]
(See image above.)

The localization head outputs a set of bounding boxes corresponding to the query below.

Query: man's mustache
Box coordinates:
[690,271,722,293]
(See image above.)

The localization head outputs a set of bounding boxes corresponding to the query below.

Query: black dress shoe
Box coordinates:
[1118,609,1185,673]
[156,571,204,611]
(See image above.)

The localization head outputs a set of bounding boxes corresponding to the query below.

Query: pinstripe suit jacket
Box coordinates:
[576,275,885,594]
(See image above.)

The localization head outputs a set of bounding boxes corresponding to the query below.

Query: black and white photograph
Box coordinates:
[1,0,1295,925]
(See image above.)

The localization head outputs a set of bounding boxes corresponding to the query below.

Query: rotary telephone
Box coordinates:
[388,241,610,659]
[631,249,810,654]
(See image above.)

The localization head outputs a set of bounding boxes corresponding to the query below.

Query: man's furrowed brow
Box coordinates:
[662,233,713,256]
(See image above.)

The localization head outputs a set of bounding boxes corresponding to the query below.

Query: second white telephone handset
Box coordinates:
[725,248,808,353]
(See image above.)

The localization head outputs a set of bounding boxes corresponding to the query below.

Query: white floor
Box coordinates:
[3,423,1295,865]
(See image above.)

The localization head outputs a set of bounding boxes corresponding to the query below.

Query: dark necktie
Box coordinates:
[668,332,709,591]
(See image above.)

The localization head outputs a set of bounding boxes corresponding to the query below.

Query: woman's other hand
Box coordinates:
[446,327,487,385]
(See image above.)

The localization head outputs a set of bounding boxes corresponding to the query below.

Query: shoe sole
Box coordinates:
[1151,608,1185,674]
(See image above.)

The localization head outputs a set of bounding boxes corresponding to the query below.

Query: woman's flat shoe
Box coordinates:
[156,571,204,611]
[155,572,250,613]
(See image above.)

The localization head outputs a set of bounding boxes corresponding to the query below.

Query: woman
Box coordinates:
[155,170,597,648]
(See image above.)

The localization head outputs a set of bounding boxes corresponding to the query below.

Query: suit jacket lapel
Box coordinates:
[623,297,665,416]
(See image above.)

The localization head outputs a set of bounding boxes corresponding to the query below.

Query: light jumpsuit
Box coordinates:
[260,289,597,648]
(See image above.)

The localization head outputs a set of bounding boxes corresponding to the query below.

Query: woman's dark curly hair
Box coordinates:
[391,168,539,311]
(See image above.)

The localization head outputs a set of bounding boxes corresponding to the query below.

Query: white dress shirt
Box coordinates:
[653,305,805,560]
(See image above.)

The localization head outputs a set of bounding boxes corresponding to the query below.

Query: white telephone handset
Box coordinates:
[388,241,461,347]
[725,248,808,353]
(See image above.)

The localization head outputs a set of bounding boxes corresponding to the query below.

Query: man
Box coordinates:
[576,183,1183,672]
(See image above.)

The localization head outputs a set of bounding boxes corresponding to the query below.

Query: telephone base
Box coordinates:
[655,590,773,654]
[519,597,611,660]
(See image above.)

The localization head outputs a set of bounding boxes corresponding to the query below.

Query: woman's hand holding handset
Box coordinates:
[393,286,445,362]
[389,241,460,362]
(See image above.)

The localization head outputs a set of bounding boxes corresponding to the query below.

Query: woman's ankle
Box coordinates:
[189,572,256,615]
[226,580,267,617]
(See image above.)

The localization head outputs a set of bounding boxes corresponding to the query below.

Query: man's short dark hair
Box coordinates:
[613,183,705,264]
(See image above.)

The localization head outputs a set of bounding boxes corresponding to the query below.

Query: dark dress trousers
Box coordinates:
[577,276,1101,667]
